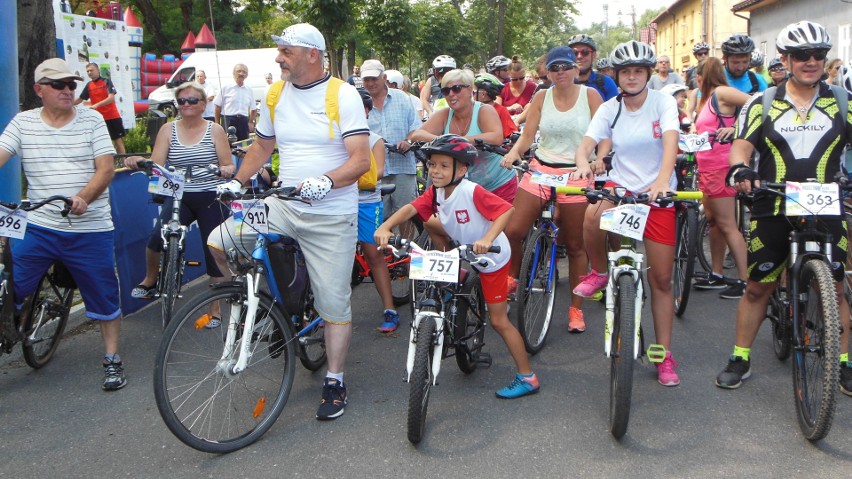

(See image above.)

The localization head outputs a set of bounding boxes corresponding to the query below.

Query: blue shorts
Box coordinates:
[358,201,383,244]
[12,224,121,320]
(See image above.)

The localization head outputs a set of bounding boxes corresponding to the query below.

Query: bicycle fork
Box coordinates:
[404,312,444,385]
[221,272,260,375]
[604,251,644,361]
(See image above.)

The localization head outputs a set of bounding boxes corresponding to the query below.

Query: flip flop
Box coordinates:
[130,283,158,299]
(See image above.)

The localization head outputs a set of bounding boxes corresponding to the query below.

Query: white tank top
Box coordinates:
[536,86,594,167]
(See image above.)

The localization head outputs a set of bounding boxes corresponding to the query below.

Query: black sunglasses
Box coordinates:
[441,84,469,96]
[547,63,575,72]
[769,66,786,72]
[790,49,828,62]
[39,80,77,91]
[176,97,202,105]
[572,48,593,57]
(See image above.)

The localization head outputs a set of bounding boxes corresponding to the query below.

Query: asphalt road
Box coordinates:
[2,268,852,478]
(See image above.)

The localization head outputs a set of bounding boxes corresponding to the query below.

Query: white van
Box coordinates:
[147,48,280,116]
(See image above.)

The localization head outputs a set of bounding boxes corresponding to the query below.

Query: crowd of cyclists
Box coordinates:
[2,18,852,422]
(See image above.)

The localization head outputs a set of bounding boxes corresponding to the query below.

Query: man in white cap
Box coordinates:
[214,23,370,420]
[0,58,126,391]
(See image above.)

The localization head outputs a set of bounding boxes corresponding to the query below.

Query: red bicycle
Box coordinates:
[351,243,412,306]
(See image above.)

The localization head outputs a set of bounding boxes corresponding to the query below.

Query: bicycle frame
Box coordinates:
[525,186,560,296]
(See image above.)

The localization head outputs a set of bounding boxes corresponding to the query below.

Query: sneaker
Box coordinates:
[556,244,568,259]
[719,280,746,299]
[841,362,852,397]
[102,360,127,391]
[316,378,347,420]
[715,356,751,389]
[694,273,726,290]
[495,373,540,399]
[378,309,400,333]
[656,351,680,386]
[130,283,157,299]
[573,270,608,298]
[568,307,585,333]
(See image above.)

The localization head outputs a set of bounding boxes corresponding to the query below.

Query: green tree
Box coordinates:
[410,1,474,77]
[359,0,416,69]
[287,0,358,77]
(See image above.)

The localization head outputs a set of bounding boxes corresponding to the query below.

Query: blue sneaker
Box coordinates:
[378,309,400,332]
[496,373,540,399]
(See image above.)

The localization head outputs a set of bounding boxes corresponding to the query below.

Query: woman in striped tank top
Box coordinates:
[124,82,234,318]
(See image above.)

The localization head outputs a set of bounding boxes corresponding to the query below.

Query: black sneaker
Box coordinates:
[841,362,852,397]
[316,378,347,420]
[719,280,746,299]
[694,273,726,290]
[102,360,127,391]
[715,356,751,389]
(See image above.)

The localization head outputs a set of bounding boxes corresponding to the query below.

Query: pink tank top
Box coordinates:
[694,92,736,171]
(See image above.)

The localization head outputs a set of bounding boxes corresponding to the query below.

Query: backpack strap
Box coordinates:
[325,77,344,139]
[596,73,605,92]
[760,86,777,125]
[266,80,286,123]
[747,71,760,94]
[830,84,849,127]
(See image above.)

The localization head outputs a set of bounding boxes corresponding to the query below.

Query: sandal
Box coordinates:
[204,315,222,329]
[131,283,158,299]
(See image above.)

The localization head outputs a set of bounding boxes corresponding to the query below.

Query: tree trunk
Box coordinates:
[496,0,505,55]
[133,0,169,53]
[18,0,57,110]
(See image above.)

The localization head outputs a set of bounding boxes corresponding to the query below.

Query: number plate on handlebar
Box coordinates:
[530,171,569,187]
[408,245,460,282]
[784,181,840,216]
[148,168,185,199]
[0,206,28,239]
[600,204,650,241]
[678,132,712,153]
[231,199,268,234]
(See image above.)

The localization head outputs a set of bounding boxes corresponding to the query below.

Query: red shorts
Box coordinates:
[698,166,737,199]
[603,182,676,246]
[478,263,510,303]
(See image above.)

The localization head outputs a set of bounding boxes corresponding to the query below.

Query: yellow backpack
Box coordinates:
[265,77,378,191]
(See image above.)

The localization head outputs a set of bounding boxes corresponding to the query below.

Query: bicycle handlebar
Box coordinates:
[385,141,426,154]
[0,195,73,217]
[555,186,703,205]
[385,237,500,269]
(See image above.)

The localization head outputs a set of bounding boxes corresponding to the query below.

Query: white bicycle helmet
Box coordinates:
[835,60,852,93]
[750,51,765,69]
[768,56,784,70]
[595,58,612,70]
[485,55,510,73]
[609,41,656,69]
[693,42,710,54]
[721,34,755,56]
[660,83,688,97]
[384,69,404,88]
[432,55,457,70]
[776,21,832,53]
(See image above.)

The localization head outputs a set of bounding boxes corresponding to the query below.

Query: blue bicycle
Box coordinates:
[153,186,325,453]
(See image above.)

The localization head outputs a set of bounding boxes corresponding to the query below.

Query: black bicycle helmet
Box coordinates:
[568,34,597,51]
[768,56,784,70]
[422,134,477,165]
[474,73,503,100]
[776,21,832,53]
[356,87,373,111]
[692,42,710,54]
[721,34,755,56]
[609,41,656,69]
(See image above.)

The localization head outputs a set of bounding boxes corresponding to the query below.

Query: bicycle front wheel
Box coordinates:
[673,204,698,317]
[297,288,327,372]
[792,259,839,442]
[21,264,74,369]
[454,271,486,374]
[610,274,635,439]
[153,285,296,453]
[160,236,182,329]
[516,228,557,354]
[408,313,436,444]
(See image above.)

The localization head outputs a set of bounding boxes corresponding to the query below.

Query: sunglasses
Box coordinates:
[39,80,77,91]
[440,84,469,96]
[510,76,525,82]
[790,49,828,62]
[538,75,549,80]
[176,97,202,105]
[547,63,575,72]
[572,48,593,57]
[494,67,508,73]
[769,66,786,72]
[695,51,709,57]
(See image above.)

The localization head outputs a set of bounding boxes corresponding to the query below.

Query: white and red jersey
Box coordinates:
[411,179,511,273]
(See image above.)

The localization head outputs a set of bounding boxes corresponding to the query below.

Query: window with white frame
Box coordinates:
[839,24,850,64]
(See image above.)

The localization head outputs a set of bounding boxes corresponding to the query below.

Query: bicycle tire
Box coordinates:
[516,228,557,355]
[409,230,433,319]
[297,287,326,371]
[610,274,635,439]
[21,264,73,369]
[454,270,486,374]
[673,204,698,317]
[153,285,296,453]
[407,313,436,444]
[792,259,839,442]
[768,288,791,361]
[160,235,182,329]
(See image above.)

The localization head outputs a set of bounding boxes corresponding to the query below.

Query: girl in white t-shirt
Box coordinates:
[572,41,683,387]
[375,134,540,399]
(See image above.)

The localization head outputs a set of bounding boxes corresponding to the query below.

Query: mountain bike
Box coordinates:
[558,186,703,439]
[153,186,327,454]
[0,196,75,368]
[671,133,705,317]
[387,237,496,444]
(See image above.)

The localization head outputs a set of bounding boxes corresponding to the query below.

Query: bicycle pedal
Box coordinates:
[646,344,667,363]
[475,352,493,367]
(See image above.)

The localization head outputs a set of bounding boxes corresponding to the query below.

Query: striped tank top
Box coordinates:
[167,120,224,192]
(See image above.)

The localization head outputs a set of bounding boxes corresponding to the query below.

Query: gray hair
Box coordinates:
[174,81,207,102]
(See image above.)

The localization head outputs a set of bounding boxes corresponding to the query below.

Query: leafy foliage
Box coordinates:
[360,0,416,70]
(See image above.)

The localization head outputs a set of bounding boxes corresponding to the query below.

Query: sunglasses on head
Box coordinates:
[39,80,77,91]
[790,49,828,62]
[572,48,593,57]
[440,84,469,96]
[176,97,202,105]
[547,63,575,72]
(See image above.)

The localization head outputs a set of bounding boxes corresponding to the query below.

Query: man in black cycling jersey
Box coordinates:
[716,21,852,394]
[568,34,618,101]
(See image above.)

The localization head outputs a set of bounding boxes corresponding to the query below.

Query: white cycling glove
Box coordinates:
[299,175,334,201]
[216,179,243,199]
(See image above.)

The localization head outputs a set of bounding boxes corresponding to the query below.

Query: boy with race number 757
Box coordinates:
[374,134,540,398]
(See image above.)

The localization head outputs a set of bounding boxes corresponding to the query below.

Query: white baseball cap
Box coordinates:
[360,59,385,78]
[271,23,326,51]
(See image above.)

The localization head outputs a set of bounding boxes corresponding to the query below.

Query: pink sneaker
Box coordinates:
[573,270,608,298]
[657,351,680,386]
[568,307,585,333]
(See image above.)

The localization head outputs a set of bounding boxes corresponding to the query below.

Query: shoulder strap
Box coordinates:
[747,71,759,94]
[830,85,849,127]
[710,92,725,129]
[761,86,777,125]
[596,73,605,91]
[325,77,344,139]
[266,80,286,123]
